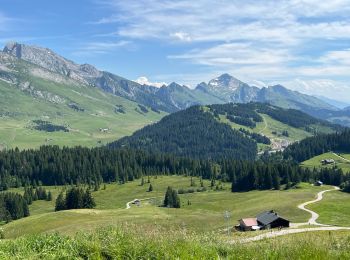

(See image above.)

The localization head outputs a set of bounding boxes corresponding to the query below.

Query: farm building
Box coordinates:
[321,159,335,165]
[256,210,290,229]
[237,210,290,231]
[238,218,260,231]
[314,180,323,186]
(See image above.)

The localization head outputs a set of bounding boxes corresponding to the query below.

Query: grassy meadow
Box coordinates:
[301,152,350,173]
[0,77,166,149]
[2,176,348,239]
[308,190,350,226]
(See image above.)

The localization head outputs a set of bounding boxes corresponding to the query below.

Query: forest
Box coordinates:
[110,105,257,160]
[0,146,348,194]
[284,130,350,162]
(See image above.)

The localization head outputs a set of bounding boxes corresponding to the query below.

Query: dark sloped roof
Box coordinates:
[257,210,288,225]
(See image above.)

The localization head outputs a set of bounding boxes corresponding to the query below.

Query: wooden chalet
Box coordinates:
[256,210,290,229]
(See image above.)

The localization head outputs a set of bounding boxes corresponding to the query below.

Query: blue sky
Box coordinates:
[1,0,350,102]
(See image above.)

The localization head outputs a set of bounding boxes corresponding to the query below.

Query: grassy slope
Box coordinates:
[301,152,350,173]
[308,190,350,226]
[0,77,166,149]
[218,112,314,153]
[220,113,313,142]
[1,176,338,239]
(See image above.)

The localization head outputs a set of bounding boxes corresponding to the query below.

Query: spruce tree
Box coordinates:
[83,189,96,208]
[148,184,153,192]
[47,191,53,201]
[55,192,66,211]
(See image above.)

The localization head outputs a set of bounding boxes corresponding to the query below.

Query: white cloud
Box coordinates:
[72,41,132,56]
[134,76,167,88]
[282,79,350,103]
[91,1,350,102]
[169,43,294,66]
[319,49,350,66]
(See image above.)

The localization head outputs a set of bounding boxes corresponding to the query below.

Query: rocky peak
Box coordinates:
[79,63,101,77]
[208,73,247,89]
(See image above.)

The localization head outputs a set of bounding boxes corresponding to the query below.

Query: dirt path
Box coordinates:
[234,186,350,243]
[297,186,340,226]
[259,115,268,134]
[126,197,157,209]
[332,153,350,162]
[237,226,350,243]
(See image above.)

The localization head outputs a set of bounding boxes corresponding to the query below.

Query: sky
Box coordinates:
[1,0,350,102]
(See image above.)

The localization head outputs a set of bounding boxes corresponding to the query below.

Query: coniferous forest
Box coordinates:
[284,130,350,162]
[0,145,348,194]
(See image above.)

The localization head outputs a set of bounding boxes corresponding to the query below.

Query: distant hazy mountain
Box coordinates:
[316,95,350,109]
[1,41,350,129]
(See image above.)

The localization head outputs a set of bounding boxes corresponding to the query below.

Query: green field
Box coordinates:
[0,77,166,149]
[308,190,350,226]
[2,176,346,239]
[301,152,350,173]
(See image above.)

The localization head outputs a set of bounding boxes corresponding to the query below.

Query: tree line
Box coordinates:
[0,192,29,222]
[0,145,348,194]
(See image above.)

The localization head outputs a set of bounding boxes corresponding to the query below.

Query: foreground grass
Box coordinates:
[0,226,350,259]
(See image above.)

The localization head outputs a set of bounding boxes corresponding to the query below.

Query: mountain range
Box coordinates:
[0,41,350,149]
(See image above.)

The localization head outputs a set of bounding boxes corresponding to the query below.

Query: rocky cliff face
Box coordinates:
[195,73,259,103]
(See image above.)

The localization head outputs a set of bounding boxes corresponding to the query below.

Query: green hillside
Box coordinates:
[111,103,338,157]
[301,152,350,173]
[0,63,165,149]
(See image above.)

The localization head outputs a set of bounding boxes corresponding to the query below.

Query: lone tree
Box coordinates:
[148,184,153,192]
[163,186,180,208]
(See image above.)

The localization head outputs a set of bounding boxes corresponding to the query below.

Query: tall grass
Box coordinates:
[0,226,350,259]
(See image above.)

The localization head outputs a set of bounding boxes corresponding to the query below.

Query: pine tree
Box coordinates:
[55,192,66,211]
[148,184,153,192]
[163,186,180,208]
[47,191,53,201]
[83,189,96,208]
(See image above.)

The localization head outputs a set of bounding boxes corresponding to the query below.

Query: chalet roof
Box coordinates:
[257,210,288,225]
[240,218,258,227]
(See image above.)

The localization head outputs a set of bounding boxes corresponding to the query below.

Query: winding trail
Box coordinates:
[332,153,350,163]
[297,186,340,226]
[259,115,268,134]
[234,186,350,243]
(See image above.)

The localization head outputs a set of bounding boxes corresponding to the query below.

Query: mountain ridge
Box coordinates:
[1,41,350,127]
